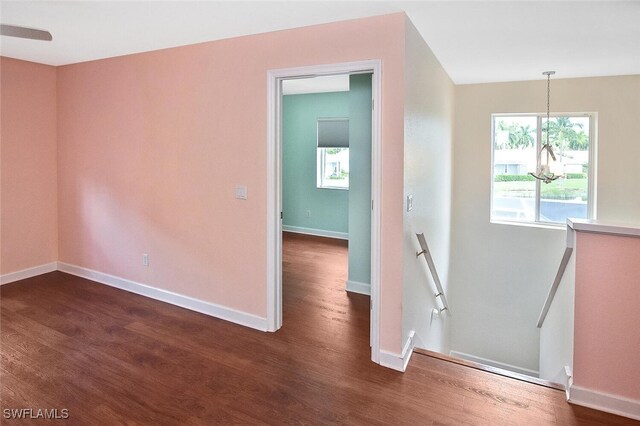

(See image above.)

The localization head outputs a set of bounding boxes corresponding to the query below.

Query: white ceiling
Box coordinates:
[1,1,639,84]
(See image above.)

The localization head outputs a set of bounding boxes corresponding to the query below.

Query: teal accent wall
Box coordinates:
[348,74,372,286]
[282,92,349,234]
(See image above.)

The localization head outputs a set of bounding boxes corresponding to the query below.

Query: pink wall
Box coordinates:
[56,14,406,352]
[574,231,640,400]
[1,58,58,274]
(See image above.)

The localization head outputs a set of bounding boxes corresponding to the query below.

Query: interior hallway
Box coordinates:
[0,233,636,424]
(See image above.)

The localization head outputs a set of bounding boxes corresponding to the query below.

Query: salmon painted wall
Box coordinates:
[1,58,58,274]
[56,14,406,352]
[573,231,640,401]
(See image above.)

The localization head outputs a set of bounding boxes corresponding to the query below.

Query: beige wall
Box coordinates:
[450,75,640,371]
[1,58,58,274]
[401,17,455,353]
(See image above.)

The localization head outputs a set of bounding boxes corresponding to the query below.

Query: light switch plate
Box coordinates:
[407,195,413,212]
[235,185,247,200]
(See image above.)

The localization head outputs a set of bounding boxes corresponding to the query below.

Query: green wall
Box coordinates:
[282,92,349,235]
[282,77,372,290]
[348,74,372,287]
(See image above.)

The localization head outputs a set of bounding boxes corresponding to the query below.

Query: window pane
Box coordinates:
[492,116,537,222]
[540,116,590,223]
[318,147,349,189]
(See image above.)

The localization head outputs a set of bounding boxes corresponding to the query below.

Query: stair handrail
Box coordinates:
[537,222,577,328]
[537,219,640,328]
[415,233,450,314]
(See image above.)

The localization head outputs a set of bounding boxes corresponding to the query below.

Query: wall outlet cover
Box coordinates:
[235,185,247,200]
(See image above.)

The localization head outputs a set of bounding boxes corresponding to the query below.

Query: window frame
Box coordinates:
[316,147,350,190]
[490,112,597,228]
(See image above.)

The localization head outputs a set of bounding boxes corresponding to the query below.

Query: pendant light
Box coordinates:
[529,71,561,184]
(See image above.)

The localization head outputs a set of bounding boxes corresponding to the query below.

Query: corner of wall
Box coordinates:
[53,64,60,263]
[401,15,455,356]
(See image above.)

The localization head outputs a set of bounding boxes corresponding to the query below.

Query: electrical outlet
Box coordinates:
[143,253,149,267]
[306,210,311,217]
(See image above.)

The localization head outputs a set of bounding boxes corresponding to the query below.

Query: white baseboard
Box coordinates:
[282,225,348,240]
[0,262,58,285]
[449,350,539,378]
[569,385,640,421]
[379,330,415,372]
[57,262,268,332]
[346,279,370,296]
[564,366,573,400]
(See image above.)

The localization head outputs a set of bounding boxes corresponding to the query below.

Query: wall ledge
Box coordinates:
[568,219,640,238]
[569,385,640,421]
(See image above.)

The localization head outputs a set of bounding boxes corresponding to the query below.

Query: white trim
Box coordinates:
[567,218,640,238]
[57,262,268,332]
[378,350,404,372]
[569,385,640,421]
[379,330,415,372]
[267,60,383,363]
[282,225,348,240]
[0,262,58,285]
[346,279,370,296]
[564,366,573,401]
[449,350,539,378]
[266,66,283,333]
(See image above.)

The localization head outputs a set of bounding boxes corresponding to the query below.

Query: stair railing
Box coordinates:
[537,224,576,328]
[415,233,450,314]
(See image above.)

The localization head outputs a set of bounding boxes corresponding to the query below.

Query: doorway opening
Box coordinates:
[266,61,382,363]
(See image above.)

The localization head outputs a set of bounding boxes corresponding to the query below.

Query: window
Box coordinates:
[317,118,349,189]
[491,114,595,226]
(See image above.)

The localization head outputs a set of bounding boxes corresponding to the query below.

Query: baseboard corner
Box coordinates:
[379,330,415,372]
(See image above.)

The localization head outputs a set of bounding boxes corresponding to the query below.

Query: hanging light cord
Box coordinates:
[544,72,555,162]
[546,71,550,148]
[530,71,560,184]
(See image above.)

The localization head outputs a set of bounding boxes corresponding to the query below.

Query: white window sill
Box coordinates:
[490,219,566,231]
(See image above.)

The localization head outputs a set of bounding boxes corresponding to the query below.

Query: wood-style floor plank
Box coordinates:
[1,232,637,425]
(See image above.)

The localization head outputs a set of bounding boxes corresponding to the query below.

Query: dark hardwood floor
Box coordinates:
[1,232,637,425]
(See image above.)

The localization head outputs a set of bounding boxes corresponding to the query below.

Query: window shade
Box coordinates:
[317,119,349,148]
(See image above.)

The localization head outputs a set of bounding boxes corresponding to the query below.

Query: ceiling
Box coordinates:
[1,1,639,84]
[282,75,350,95]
